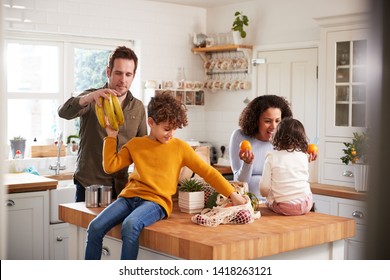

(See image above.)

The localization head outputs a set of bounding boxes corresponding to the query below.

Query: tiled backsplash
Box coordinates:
[6,155,77,175]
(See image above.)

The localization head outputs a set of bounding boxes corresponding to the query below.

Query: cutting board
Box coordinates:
[31,144,66,158]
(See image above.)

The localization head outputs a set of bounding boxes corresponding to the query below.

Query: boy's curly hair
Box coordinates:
[239,95,293,137]
[272,117,308,152]
[147,91,188,129]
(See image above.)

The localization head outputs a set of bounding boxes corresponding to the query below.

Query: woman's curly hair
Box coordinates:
[272,117,308,152]
[239,95,293,137]
[147,91,188,129]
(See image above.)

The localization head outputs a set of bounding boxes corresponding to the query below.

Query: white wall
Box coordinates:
[2,0,370,155]
[1,0,7,259]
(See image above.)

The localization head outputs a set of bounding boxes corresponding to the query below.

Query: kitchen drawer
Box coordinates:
[323,163,354,184]
[338,201,367,225]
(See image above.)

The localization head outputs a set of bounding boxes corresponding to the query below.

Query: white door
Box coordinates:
[254,48,318,143]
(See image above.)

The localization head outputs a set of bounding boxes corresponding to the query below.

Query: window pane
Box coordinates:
[8,99,59,146]
[73,48,110,93]
[7,43,59,93]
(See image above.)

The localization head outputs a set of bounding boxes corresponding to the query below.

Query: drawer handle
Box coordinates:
[5,199,15,207]
[352,210,364,219]
[102,246,111,256]
[343,170,353,177]
[56,236,63,242]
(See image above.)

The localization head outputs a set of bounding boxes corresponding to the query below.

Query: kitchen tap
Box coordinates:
[49,131,66,175]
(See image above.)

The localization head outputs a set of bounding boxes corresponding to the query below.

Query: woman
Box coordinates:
[229,95,293,198]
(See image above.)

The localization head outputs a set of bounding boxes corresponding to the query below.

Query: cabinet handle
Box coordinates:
[343,170,353,177]
[102,246,111,256]
[352,210,364,219]
[56,236,63,242]
[5,199,15,207]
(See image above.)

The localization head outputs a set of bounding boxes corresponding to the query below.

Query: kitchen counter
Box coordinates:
[311,183,366,201]
[4,173,58,193]
[59,201,355,260]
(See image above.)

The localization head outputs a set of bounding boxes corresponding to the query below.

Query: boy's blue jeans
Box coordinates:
[85,197,166,260]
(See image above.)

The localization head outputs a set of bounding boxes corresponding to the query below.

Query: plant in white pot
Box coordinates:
[232,11,249,45]
[341,131,369,192]
[178,178,205,214]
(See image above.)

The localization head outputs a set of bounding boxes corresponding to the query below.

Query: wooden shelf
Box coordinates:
[191,44,253,53]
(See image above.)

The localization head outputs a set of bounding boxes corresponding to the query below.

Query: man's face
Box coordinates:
[107,58,135,95]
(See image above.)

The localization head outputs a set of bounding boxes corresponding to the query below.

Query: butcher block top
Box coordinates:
[59,202,355,260]
[4,173,58,193]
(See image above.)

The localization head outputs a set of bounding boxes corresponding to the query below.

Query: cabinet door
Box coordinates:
[255,48,318,142]
[49,223,70,260]
[6,191,49,259]
[325,29,368,137]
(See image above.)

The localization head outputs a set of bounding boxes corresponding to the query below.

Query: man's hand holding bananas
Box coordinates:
[95,91,124,131]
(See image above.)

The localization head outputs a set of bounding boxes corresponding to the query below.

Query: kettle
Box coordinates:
[193,33,207,48]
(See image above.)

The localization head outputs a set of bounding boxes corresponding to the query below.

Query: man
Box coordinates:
[58,46,147,202]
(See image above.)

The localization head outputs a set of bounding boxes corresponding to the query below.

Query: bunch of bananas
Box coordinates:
[95,93,124,131]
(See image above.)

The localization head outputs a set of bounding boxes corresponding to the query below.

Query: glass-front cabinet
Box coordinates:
[316,13,368,187]
[326,29,368,137]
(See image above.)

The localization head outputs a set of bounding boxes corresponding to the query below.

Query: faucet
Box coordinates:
[49,131,66,175]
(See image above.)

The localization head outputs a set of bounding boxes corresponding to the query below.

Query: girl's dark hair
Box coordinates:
[147,91,188,129]
[108,46,138,74]
[272,117,308,152]
[239,95,293,137]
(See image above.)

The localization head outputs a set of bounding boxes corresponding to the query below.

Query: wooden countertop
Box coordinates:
[59,201,355,260]
[311,183,366,201]
[213,164,233,175]
[4,173,58,193]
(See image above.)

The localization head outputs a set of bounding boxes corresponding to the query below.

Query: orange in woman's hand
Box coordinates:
[307,143,318,154]
[239,140,252,151]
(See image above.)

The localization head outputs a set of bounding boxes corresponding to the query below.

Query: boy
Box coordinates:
[85,92,246,260]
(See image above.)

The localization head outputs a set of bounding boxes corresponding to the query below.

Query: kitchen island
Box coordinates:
[59,201,355,260]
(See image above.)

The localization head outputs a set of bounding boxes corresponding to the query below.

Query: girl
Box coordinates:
[259,117,313,216]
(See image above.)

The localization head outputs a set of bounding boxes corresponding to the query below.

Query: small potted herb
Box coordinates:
[340,131,369,192]
[232,11,249,44]
[178,178,205,214]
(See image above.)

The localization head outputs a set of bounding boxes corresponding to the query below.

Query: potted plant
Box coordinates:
[232,11,249,44]
[341,132,369,192]
[178,178,205,214]
[10,136,26,159]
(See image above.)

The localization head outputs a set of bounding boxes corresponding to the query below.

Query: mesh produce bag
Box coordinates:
[191,194,261,227]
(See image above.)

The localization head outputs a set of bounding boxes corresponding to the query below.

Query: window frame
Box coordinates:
[5,31,135,144]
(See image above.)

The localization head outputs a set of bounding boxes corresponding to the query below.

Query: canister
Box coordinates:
[85,185,99,208]
[99,185,112,207]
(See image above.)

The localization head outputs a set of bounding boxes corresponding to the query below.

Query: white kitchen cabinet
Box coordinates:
[72,227,176,260]
[5,190,49,259]
[316,13,369,186]
[313,194,367,259]
[49,223,70,260]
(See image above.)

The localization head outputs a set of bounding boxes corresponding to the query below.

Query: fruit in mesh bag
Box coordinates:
[195,214,207,225]
[233,209,252,224]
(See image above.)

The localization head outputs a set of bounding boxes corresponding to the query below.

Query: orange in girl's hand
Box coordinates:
[239,140,252,151]
[307,143,318,154]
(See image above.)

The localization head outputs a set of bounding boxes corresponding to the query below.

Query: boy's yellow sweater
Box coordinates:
[103,136,235,217]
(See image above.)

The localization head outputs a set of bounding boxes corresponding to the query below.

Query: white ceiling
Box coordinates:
[143,0,250,8]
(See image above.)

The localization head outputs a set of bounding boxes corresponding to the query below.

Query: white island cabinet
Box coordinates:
[6,190,49,259]
[313,194,366,260]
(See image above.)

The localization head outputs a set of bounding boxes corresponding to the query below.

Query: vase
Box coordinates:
[232,31,243,45]
[353,164,369,192]
[178,191,205,214]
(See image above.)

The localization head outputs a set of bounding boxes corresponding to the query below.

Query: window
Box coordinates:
[5,33,135,157]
